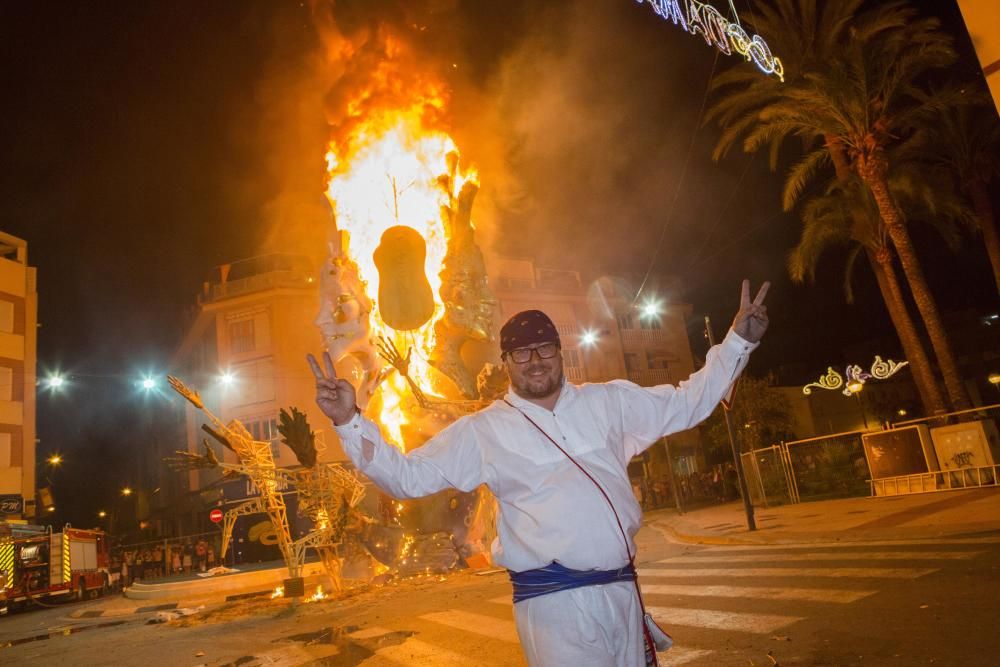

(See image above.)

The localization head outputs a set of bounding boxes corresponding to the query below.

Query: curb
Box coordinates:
[67,590,274,619]
[650,520,1000,547]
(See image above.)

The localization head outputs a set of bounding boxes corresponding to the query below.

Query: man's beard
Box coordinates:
[513,367,563,399]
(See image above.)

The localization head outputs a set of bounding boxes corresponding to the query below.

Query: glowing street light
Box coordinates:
[846,381,864,395]
[640,300,661,319]
[98,510,107,518]
[121,486,133,497]
[45,374,66,390]
[219,371,235,386]
[47,454,62,466]
[47,506,56,513]
[581,330,598,346]
[142,377,156,390]
[989,373,1000,386]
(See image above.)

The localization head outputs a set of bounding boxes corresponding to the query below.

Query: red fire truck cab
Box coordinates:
[1,523,111,612]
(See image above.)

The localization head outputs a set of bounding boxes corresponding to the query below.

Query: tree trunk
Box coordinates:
[860,152,973,411]
[969,177,1000,296]
[867,247,949,415]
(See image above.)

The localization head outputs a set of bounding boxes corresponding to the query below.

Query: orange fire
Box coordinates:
[324,77,476,447]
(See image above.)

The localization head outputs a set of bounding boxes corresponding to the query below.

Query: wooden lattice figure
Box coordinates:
[166,376,365,592]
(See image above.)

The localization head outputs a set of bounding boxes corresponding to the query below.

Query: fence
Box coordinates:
[744,402,1000,506]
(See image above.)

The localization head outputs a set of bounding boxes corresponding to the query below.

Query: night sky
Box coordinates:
[3,1,996,521]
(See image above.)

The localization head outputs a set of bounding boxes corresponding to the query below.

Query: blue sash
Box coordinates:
[508,561,637,603]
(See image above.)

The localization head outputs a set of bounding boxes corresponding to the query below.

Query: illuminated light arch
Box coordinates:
[634,0,784,81]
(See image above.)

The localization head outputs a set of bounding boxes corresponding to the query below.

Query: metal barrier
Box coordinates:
[785,432,870,502]
[741,445,797,507]
[871,464,999,496]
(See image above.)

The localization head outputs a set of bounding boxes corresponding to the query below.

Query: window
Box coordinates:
[0,366,11,401]
[616,314,633,331]
[229,319,255,354]
[563,348,581,369]
[646,350,670,370]
[624,353,640,372]
[0,301,12,333]
[246,416,280,460]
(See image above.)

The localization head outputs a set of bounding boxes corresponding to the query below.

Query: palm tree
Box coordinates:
[788,171,970,416]
[707,0,973,411]
[917,95,1000,294]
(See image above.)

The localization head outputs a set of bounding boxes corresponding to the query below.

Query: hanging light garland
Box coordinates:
[803,356,909,397]
[632,0,784,81]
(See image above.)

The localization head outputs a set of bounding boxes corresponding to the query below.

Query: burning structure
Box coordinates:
[165,18,504,591]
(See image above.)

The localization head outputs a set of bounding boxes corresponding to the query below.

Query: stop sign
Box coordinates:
[209,508,224,524]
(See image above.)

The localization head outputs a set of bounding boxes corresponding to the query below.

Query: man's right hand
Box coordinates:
[307,351,358,425]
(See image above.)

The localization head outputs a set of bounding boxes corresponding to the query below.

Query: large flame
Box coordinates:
[325,92,476,447]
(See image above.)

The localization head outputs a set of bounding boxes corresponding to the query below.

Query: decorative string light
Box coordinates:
[803,356,909,397]
[634,0,784,81]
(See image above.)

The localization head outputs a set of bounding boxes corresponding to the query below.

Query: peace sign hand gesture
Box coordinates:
[731,279,770,344]
[307,351,358,426]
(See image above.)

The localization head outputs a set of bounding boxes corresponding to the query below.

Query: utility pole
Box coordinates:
[704,316,756,531]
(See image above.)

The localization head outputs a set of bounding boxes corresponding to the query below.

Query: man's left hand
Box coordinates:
[731,279,770,343]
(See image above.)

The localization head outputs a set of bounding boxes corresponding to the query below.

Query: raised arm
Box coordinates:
[308,351,485,498]
[613,280,769,455]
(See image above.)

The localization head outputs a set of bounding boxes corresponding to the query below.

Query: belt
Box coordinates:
[508,561,636,603]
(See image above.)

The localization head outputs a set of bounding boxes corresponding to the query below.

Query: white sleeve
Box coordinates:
[611,328,757,458]
[333,410,486,499]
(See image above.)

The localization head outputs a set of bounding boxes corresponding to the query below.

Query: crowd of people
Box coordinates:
[116,537,218,587]
[631,463,742,510]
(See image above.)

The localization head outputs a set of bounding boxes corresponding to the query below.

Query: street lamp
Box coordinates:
[141,377,156,390]
[44,374,66,390]
[989,373,1000,393]
[121,486,133,497]
[219,371,235,386]
[640,300,661,319]
[98,510,107,518]
[47,454,62,466]
[580,330,598,346]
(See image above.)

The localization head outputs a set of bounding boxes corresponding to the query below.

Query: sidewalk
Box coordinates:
[646,487,1000,545]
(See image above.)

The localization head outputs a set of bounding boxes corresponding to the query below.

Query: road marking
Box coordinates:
[659,550,981,564]
[639,566,938,579]
[642,583,876,603]
[660,646,715,665]
[349,626,395,639]
[698,536,1000,552]
[373,637,496,666]
[421,609,520,643]
[645,606,802,633]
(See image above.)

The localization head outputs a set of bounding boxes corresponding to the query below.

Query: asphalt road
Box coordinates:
[2,532,999,666]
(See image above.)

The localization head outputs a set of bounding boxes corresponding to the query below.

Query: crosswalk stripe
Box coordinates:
[374,637,496,666]
[698,536,1000,552]
[640,566,937,579]
[350,627,496,666]
[659,550,981,564]
[646,606,801,633]
[421,609,520,643]
[642,583,876,603]
[660,647,715,665]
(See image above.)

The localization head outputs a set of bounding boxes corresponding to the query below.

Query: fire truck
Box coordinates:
[1,523,111,613]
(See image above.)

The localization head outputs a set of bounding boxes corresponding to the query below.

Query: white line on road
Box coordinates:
[374,637,497,666]
[639,566,938,579]
[659,646,716,665]
[642,583,876,603]
[658,550,981,564]
[421,609,520,643]
[645,606,802,633]
[697,536,1000,552]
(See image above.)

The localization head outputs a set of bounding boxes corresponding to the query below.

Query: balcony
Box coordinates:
[620,328,671,347]
[565,367,586,383]
[627,369,672,387]
[205,270,315,303]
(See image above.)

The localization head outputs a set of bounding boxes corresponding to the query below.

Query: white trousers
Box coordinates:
[513,581,645,667]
